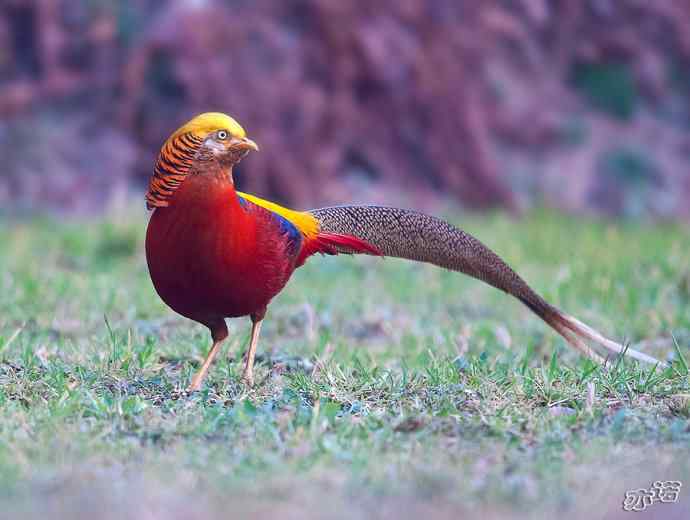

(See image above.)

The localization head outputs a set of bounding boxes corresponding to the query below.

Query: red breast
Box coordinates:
[145,174,296,327]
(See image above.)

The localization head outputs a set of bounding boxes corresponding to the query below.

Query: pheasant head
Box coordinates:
[146,112,258,209]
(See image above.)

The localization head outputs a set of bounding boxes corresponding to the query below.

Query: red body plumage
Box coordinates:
[146,173,299,328]
[146,170,379,333]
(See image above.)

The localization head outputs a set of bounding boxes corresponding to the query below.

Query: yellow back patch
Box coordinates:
[237,192,320,239]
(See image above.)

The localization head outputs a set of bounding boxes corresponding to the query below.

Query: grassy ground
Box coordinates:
[0,208,688,519]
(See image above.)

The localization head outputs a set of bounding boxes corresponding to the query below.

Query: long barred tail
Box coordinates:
[309,205,666,367]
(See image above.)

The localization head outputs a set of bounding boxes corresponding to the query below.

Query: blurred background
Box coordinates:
[1,0,689,218]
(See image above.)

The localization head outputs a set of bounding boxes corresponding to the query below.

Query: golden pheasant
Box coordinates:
[145,112,664,390]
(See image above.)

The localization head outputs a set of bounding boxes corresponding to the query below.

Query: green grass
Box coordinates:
[0,208,688,519]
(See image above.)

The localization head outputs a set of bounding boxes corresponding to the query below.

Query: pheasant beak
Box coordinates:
[232,137,259,153]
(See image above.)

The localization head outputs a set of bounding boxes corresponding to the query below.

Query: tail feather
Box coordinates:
[309,205,667,367]
[297,231,382,266]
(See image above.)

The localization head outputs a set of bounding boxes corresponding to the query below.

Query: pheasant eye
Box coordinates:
[217,130,228,140]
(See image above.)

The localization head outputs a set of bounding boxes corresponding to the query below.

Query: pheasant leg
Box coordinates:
[242,318,263,386]
[188,320,228,392]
